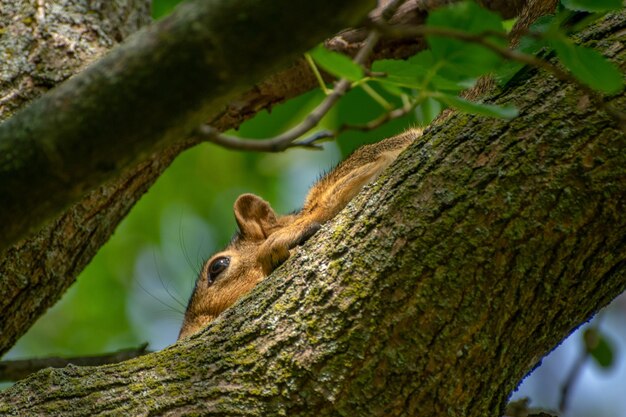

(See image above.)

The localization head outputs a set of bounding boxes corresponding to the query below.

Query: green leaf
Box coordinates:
[415,97,443,125]
[436,93,519,119]
[377,81,408,97]
[427,1,506,79]
[561,0,622,12]
[372,52,468,92]
[551,39,624,94]
[502,18,517,33]
[309,45,364,82]
[372,52,433,86]
[584,328,615,369]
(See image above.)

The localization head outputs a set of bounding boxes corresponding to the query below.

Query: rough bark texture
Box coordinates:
[0,0,153,357]
[0,0,151,119]
[1,8,625,416]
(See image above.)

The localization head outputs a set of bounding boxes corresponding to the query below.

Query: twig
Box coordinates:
[379,0,409,22]
[305,52,331,95]
[558,348,588,412]
[339,101,417,133]
[374,23,626,126]
[0,344,151,382]
[194,0,410,152]
[195,31,381,152]
[360,82,394,110]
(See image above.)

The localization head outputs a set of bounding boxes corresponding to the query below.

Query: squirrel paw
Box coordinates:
[295,222,321,246]
[258,221,321,274]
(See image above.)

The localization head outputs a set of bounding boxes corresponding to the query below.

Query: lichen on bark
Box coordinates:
[0,0,151,119]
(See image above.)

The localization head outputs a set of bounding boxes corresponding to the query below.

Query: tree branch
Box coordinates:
[0,0,152,120]
[0,0,376,254]
[0,344,150,382]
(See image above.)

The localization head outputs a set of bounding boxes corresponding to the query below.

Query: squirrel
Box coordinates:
[178,128,421,339]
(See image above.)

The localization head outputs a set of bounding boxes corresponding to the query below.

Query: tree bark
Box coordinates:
[0,0,151,120]
[1,7,624,416]
[0,0,152,358]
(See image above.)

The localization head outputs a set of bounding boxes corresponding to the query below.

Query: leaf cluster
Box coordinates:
[310,0,623,123]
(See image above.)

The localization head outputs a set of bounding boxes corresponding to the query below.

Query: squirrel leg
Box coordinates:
[257,220,321,274]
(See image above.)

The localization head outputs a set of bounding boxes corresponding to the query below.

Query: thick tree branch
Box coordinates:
[0,0,151,119]
[1,8,625,416]
[0,0,376,254]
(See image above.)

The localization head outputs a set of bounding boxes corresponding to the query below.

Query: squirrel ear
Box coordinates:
[233,194,279,240]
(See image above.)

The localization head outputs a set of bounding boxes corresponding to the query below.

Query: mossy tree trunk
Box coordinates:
[1,5,625,416]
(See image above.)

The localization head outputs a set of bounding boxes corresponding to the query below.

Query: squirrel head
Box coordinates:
[178,194,288,339]
[177,129,418,340]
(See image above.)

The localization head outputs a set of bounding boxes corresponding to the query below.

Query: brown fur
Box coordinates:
[178,128,421,339]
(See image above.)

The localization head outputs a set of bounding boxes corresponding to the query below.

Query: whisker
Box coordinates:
[136,277,185,316]
[151,250,187,310]
[178,215,202,277]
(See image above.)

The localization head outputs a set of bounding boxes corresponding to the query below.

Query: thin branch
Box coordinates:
[558,348,588,413]
[374,23,626,126]
[195,31,381,152]
[559,318,605,413]
[0,344,151,382]
[305,53,331,95]
[340,100,417,133]
[360,82,394,110]
[194,0,411,153]
[379,0,409,22]
[293,97,418,145]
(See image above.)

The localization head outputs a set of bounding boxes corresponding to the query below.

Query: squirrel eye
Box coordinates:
[207,256,230,283]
